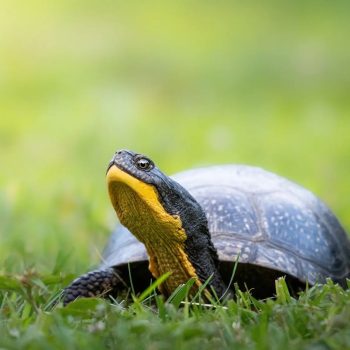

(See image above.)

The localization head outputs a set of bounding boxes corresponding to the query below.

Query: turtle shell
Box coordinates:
[101,165,350,289]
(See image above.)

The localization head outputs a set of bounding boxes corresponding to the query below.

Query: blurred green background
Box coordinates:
[1,0,349,276]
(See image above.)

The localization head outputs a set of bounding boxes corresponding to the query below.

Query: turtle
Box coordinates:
[63,150,350,304]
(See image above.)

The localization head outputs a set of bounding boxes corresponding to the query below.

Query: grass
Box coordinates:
[0,274,349,349]
[1,0,350,348]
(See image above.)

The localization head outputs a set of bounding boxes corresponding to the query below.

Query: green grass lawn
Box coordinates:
[1,276,349,349]
[1,0,350,348]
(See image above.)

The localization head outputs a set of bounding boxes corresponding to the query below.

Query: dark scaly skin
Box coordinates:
[63,267,125,305]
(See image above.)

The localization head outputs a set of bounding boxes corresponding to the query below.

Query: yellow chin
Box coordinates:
[107,165,162,213]
[106,164,189,247]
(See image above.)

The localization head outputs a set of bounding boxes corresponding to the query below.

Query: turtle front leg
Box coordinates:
[63,267,126,305]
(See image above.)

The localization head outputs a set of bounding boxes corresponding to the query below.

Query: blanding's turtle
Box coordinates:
[63,150,350,304]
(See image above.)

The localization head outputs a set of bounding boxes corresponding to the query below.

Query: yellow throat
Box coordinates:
[106,165,201,295]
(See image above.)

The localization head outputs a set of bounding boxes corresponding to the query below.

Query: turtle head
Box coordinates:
[106,149,204,238]
[106,149,225,297]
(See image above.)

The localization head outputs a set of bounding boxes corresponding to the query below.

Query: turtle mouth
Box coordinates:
[106,160,115,174]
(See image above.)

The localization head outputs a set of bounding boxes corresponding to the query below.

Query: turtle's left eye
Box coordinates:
[136,157,153,171]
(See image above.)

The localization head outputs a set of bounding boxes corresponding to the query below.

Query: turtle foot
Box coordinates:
[63,267,125,305]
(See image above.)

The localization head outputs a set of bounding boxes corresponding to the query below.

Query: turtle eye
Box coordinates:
[136,157,153,171]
